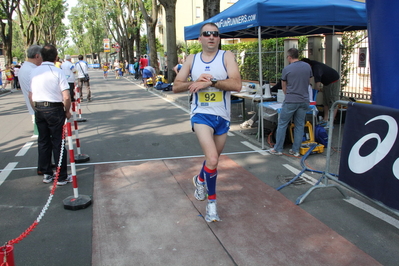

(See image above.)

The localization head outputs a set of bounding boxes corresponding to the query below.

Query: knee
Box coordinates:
[205,156,219,169]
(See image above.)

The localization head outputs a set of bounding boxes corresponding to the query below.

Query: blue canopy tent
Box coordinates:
[184,0,367,149]
[184,0,367,40]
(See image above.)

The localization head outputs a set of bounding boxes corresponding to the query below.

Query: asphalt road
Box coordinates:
[0,70,398,265]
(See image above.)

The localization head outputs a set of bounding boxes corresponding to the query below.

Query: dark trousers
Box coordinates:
[78,78,91,100]
[134,68,139,79]
[35,106,68,181]
[68,83,76,102]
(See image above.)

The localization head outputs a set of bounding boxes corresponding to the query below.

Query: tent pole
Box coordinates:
[275,36,278,83]
[258,26,265,149]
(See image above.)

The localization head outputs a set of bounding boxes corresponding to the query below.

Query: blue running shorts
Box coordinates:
[191,113,230,135]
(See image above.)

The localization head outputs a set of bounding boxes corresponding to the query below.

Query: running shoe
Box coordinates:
[289,149,300,157]
[205,200,221,222]
[267,149,282,156]
[43,174,53,184]
[193,175,207,201]
[57,174,73,186]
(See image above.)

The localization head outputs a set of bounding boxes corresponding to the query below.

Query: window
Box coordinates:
[196,6,201,18]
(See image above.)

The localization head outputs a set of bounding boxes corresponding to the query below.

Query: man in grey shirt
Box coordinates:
[268,48,313,156]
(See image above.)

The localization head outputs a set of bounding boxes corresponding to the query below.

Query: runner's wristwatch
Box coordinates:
[211,78,217,87]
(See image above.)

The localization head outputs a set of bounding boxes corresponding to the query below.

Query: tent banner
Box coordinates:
[215,13,257,30]
[339,103,399,210]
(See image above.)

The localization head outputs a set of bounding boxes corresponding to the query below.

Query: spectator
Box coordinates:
[133,57,139,80]
[139,55,148,83]
[173,22,242,222]
[13,64,21,89]
[173,63,182,74]
[142,65,156,89]
[268,48,313,157]
[29,44,72,185]
[124,59,129,75]
[61,55,77,102]
[19,45,43,126]
[75,55,91,102]
[301,58,340,127]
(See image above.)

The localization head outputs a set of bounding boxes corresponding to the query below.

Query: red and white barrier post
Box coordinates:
[0,245,15,266]
[73,118,90,163]
[74,85,87,122]
[63,122,92,210]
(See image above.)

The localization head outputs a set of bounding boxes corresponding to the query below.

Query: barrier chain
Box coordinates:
[0,122,68,264]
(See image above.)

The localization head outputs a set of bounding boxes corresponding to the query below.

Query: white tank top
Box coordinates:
[190,50,231,121]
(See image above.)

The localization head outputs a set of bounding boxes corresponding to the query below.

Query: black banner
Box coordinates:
[339,103,399,210]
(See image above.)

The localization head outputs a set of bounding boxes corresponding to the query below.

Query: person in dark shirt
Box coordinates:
[301,58,340,126]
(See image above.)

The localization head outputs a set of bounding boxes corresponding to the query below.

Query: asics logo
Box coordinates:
[348,115,399,179]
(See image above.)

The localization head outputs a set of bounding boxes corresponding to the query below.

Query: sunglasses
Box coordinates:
[201,31,220,37]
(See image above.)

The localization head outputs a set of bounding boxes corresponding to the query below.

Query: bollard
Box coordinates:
[74,86,87,122]
[0,245,15,266]
[73,118,90,163]
[63,122,92,211]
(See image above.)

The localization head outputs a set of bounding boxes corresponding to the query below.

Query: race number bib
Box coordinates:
[198,91,223,103]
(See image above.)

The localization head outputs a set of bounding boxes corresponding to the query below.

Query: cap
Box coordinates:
[65,55,71,60]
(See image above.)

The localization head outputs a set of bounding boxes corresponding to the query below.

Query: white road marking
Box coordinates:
[240,141,268,155]
[0,162,18,186]
[283,164,399,227]
[345,197,399,229]
[15,142,34,157]
[282,164,319,184]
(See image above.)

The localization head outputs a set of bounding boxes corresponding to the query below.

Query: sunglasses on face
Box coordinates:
[201,31,220,37]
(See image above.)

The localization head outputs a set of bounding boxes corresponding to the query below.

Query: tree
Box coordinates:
[137,0,160,73]
[203,0,219,20]
[35,0,66,45]
[0,0,21,64]
[16,0,42,47]
[158,0,177,82]
[69,0,107,60]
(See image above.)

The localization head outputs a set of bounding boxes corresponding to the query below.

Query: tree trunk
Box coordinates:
[137,0,160,73]
[159,0,178,83]
[147,23,159,73]
[135,32,141,59]
[203,0,220,20]
[5,21,13,65]
[164,6,178,83]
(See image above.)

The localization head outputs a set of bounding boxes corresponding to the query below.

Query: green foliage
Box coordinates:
[140,35,148,55]
[184,42,202,55]
[181,37,308,82]
[139,35,164,59]
[68,0,107,56]
[11,22,25,62]
[340,30,367,90]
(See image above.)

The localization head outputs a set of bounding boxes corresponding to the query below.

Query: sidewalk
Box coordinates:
[92,156,379,265]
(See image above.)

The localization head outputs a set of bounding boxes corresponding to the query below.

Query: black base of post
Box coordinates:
[63,195,92,210]
[76,118,87,122]
[75,154,90,163]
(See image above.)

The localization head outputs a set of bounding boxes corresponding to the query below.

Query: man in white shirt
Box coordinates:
[75,55,91,102]
[19,45,43,117]
[29,44,72,186]
[61,55,76,102]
